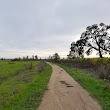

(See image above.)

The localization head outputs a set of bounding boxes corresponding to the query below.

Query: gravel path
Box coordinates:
[37,63,102,110]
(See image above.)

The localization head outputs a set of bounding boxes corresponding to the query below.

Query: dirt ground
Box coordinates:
[37,63,102,110]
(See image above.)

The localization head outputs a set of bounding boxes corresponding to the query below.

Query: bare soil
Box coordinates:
[37,63,102,110]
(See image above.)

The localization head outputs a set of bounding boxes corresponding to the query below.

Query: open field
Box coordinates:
[60,64,110,110]
[0,61,52,110]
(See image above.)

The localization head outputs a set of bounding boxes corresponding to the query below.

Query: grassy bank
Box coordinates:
[59,58,110,80]
[60,65,110,110]
[0,61,52,110]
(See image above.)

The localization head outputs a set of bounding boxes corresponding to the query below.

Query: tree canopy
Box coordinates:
[52,53,60,62]
[68,41,84,58]
[69,23,110,58]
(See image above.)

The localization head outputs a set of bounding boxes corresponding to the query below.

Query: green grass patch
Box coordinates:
[60,65,110,110]
[0,61,39,83]
[0,61,52,110]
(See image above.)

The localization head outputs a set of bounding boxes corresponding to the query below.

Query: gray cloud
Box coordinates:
[0,0,110,58]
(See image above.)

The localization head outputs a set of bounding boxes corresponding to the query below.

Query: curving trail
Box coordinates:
[37,63,102,110]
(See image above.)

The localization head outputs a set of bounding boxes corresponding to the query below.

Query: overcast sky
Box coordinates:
[0,0,110,58]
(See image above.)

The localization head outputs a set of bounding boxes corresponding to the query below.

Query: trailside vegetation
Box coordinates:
[59,58,110,80]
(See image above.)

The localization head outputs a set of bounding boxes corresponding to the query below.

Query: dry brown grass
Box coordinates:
[36,63,46,73]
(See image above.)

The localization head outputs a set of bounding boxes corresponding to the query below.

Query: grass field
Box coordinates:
[0,61,52,110]
[60,65,110,110]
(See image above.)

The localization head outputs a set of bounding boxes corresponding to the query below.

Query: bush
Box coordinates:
[59,58,110,80]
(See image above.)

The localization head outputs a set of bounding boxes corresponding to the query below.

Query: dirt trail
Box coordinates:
[37,63,102,110]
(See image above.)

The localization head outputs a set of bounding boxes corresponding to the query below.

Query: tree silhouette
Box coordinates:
[80,23,110,58]
[35,55,38,60]
[26,56,29,60]
[53,53,60,62]
[32,55,34,60]
[68,41,84,59]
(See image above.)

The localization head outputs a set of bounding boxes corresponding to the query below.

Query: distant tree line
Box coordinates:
[12,55,38,61]
[68,23,110,58]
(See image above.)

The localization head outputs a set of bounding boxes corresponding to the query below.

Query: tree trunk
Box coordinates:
[99,48,103,58]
